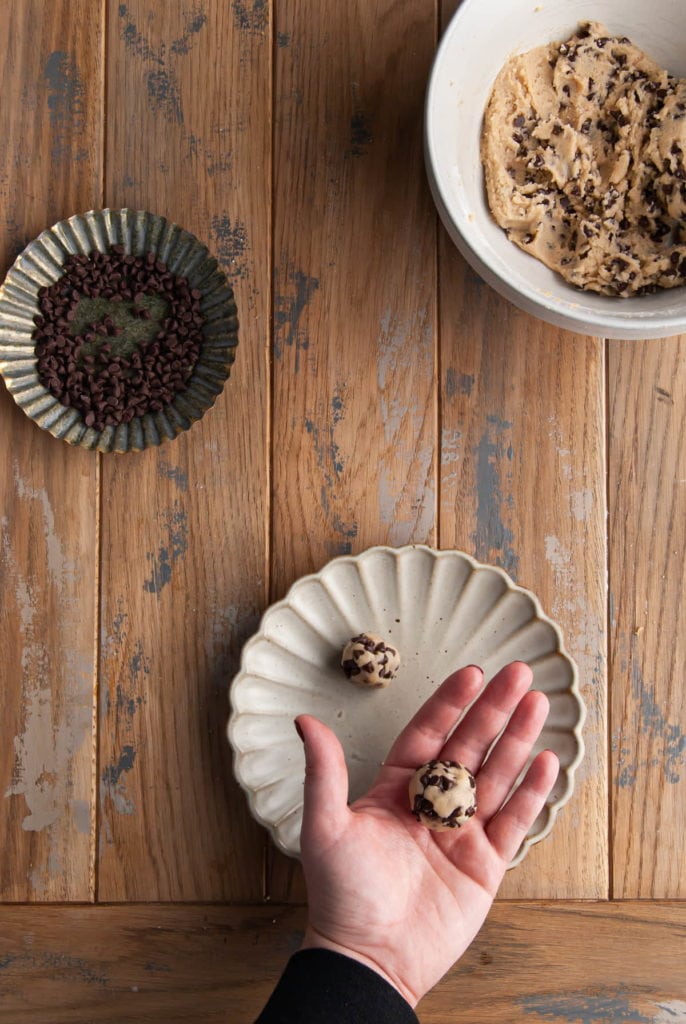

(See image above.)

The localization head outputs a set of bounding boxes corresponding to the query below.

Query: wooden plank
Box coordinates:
[431,902,686,1024]
[0,0,102,901]
[437,246,608,898]
[609,338,686,898]
[436,0,607,899]
[96,0,269,900]
[268,0,438,899]
[0,903,683,1022]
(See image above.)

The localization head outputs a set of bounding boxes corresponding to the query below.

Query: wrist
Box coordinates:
[301,924,418,1008]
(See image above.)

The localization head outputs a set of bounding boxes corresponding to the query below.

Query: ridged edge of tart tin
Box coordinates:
[0,208,238,453]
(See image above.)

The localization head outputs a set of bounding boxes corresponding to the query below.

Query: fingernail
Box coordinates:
[294,719,304,742]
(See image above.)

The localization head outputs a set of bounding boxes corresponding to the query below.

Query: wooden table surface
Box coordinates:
[0,2,684,1021]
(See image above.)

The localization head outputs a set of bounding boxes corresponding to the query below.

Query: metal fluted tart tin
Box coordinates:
[0,209,238,452]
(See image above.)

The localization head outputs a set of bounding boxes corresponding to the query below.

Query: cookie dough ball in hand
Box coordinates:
[341,633,400,688]
[409,760,477,831]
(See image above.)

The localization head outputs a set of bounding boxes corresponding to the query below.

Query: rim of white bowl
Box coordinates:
[425,0,686,341]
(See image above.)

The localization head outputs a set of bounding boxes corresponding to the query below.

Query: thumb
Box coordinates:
[296,715,350,847]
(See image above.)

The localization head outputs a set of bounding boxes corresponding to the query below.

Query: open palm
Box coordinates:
[297,662,560,1008]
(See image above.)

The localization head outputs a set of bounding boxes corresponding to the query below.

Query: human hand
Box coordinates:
[295,662,559,1008]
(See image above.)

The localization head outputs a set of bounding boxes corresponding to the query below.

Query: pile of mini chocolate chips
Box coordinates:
[33,245,205,431]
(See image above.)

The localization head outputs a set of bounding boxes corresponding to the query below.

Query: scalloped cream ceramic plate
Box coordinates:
[228,545,585,866]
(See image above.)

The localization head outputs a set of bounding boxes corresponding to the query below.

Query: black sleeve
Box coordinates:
[255,948,420,1024]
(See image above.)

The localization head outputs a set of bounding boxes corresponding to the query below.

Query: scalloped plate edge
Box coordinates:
[228,544,586,866]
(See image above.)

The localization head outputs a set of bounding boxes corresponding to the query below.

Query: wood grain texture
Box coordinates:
[0,902,683,1022]
[0,0,101,901]
[268,0,438,900]
[96,0,269,900]
[438,246,608,899]
[439,0,606,903]
[609,338,686,898]
[441,0,461,27]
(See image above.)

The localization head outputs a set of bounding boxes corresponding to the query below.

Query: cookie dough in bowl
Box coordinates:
[424,0,686,338]
[481,22,686,297]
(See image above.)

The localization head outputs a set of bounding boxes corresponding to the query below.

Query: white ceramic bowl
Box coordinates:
[425,0,686,339]
[228,545,585,866]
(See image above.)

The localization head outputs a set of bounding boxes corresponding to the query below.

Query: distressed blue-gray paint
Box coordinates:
[101,745,136,788]
[304,417,344,479]
[332,515,357,539]
[144,961,173,974]
[632,654,685,784]
[129,639,150,682]
[517,989,652,1023]
[655,1004,686,1018]
[349,111,373,157]
[170,8,208,53]
[616,764,638,788]
[158,461,189,492]
[274,268,319,371]
[0,951,108,987]
[304,411,357,542]
[118,5,164,63]
[115,685,144,722]
[326,540,353,557]
[446,368,475,398]
[617,637,686,786]
[143,503,189,594]
[232,0,268,32]
[332,392,344,424]
[108,607,127,645]
[106,636,148,723]
[472,414,518,579]
[44,51,86,161]
[210,215,249,278]
[118,4,208,124]
[144,546,172,592]
[145,69,183,124]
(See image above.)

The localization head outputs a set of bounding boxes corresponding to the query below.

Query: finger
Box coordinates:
[475,690,550,821]
[441,661,533,772]
[485,749,560,863]
[383,665,484,770]
[296,715,350,847]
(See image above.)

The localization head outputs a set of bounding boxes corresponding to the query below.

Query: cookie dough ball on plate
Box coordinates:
[409,760,477,831]
[341,633,400,687]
